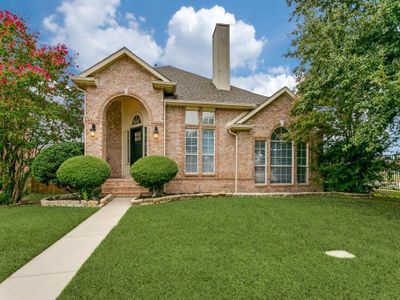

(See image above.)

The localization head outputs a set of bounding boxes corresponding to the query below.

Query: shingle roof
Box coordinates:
[155,66,267,106]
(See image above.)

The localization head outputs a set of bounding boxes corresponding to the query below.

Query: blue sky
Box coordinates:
[2,0,399,152]
[2,0,297,96]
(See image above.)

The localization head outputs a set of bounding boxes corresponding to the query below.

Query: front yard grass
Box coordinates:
[0,205,97,283]
[60,195,400,299]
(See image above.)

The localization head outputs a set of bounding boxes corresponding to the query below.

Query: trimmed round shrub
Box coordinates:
[31,142,83,187]
[56,155,111,200]
[130,156,178,196]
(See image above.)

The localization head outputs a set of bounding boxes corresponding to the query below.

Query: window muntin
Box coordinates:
[255,140,266,184]
[202,111,215,125]
[132,114,142,126]
[185,129,198,173]
[297,142,307,184]
[185,111,198,125]
[270,127,292,184]
[202,129,215,173]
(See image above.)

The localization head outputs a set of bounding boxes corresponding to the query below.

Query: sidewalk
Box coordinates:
[0,197,132,300]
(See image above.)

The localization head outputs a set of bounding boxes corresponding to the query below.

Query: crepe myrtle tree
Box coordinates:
[286,0,400,192]
[0,11,83,204]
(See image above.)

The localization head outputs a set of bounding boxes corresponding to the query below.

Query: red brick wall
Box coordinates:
[83,55,321,194]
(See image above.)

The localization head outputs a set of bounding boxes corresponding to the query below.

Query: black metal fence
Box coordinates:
[381,154,400,190]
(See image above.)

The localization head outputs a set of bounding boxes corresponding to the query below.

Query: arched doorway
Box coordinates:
[103,95,149,177]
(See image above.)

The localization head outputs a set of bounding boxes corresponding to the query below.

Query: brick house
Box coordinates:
[72,24,321,196]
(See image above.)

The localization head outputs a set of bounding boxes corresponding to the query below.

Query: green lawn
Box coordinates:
[0,205,97,283]
[60,195,400,299]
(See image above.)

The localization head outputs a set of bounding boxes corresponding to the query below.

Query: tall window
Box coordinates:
[185,110,216,174]
[297,143,307,184]
[185,129,198,173]
[255,140,266,184]
[202,129,215,173]
[270,127,292,184]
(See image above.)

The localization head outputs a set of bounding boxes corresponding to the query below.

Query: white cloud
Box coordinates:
[43,0,162,69]
[43,2,296,96]
[232,68,296,97]
[161,5,266,77]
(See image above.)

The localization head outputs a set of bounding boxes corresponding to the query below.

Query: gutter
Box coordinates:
[163,95,166,156]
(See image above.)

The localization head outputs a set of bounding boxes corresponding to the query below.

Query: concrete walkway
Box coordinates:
[0,197,132,300]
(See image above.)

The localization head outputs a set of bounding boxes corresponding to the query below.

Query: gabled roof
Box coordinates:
[77,47,171,82]
[233,86,297,125]
[155,66,267,106]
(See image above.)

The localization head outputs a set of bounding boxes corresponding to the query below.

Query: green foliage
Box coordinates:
[56,156,111,200]
[287,0,400,192]
[130,156,178,196]
[0,11,83,204]
[0,182,12,205]
[31,142,83,188]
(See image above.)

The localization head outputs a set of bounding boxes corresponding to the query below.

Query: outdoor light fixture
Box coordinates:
[89,123,96,138]
[153,126,159,139]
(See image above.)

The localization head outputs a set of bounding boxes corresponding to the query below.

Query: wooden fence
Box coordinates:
[29,177,67,194]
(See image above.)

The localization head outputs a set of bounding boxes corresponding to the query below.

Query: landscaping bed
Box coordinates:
[40,194,113,207]
[60,195,400,299]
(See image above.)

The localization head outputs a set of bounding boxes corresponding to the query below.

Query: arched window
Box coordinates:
[270,127,292,184]
[132,114,142,126]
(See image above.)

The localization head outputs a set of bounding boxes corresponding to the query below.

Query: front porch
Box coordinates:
[102,177,146,196]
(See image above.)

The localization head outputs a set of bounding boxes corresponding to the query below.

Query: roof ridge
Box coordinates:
[155,65,268,100]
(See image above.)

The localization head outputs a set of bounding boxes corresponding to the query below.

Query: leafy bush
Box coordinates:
[0,182,12,205]
[31,142,83,187]
[130,156,178,197]
[56,156,111,200]
[317,142,387,193]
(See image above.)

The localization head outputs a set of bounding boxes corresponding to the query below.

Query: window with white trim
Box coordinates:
[185,110,198,125]
[202,111,215,125]
[185,129,198,173]
[297,143,307,184]
[255,140,266,184]
[202,129,215,173]
[270,127,292,184]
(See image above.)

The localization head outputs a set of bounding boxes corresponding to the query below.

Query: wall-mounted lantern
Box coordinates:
[89,123,96,138]
[153,126,159,139]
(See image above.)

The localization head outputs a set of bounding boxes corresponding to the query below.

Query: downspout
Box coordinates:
[76,85,87,155]
[163,96,166,156]
[228,128,238,193]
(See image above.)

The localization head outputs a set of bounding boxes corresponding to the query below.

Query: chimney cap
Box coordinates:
[213,23,230,36]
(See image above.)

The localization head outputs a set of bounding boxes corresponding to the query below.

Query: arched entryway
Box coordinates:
[103,95,149,177]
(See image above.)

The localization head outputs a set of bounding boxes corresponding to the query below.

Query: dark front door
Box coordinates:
[130,126,143,165]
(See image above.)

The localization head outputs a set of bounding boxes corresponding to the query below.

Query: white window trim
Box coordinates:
[254,140,267,185]
[297,142,309,185]
[131,113,143,128]
[201,111,215,126]
[202,128,215,174]
[185,110,199,125]
[185,128,198,174]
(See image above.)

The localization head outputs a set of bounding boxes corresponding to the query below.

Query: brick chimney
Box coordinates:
[212,23,230,91]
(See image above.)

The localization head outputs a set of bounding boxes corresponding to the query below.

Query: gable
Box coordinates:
[235,87,297,125]
[79,47,170,81]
